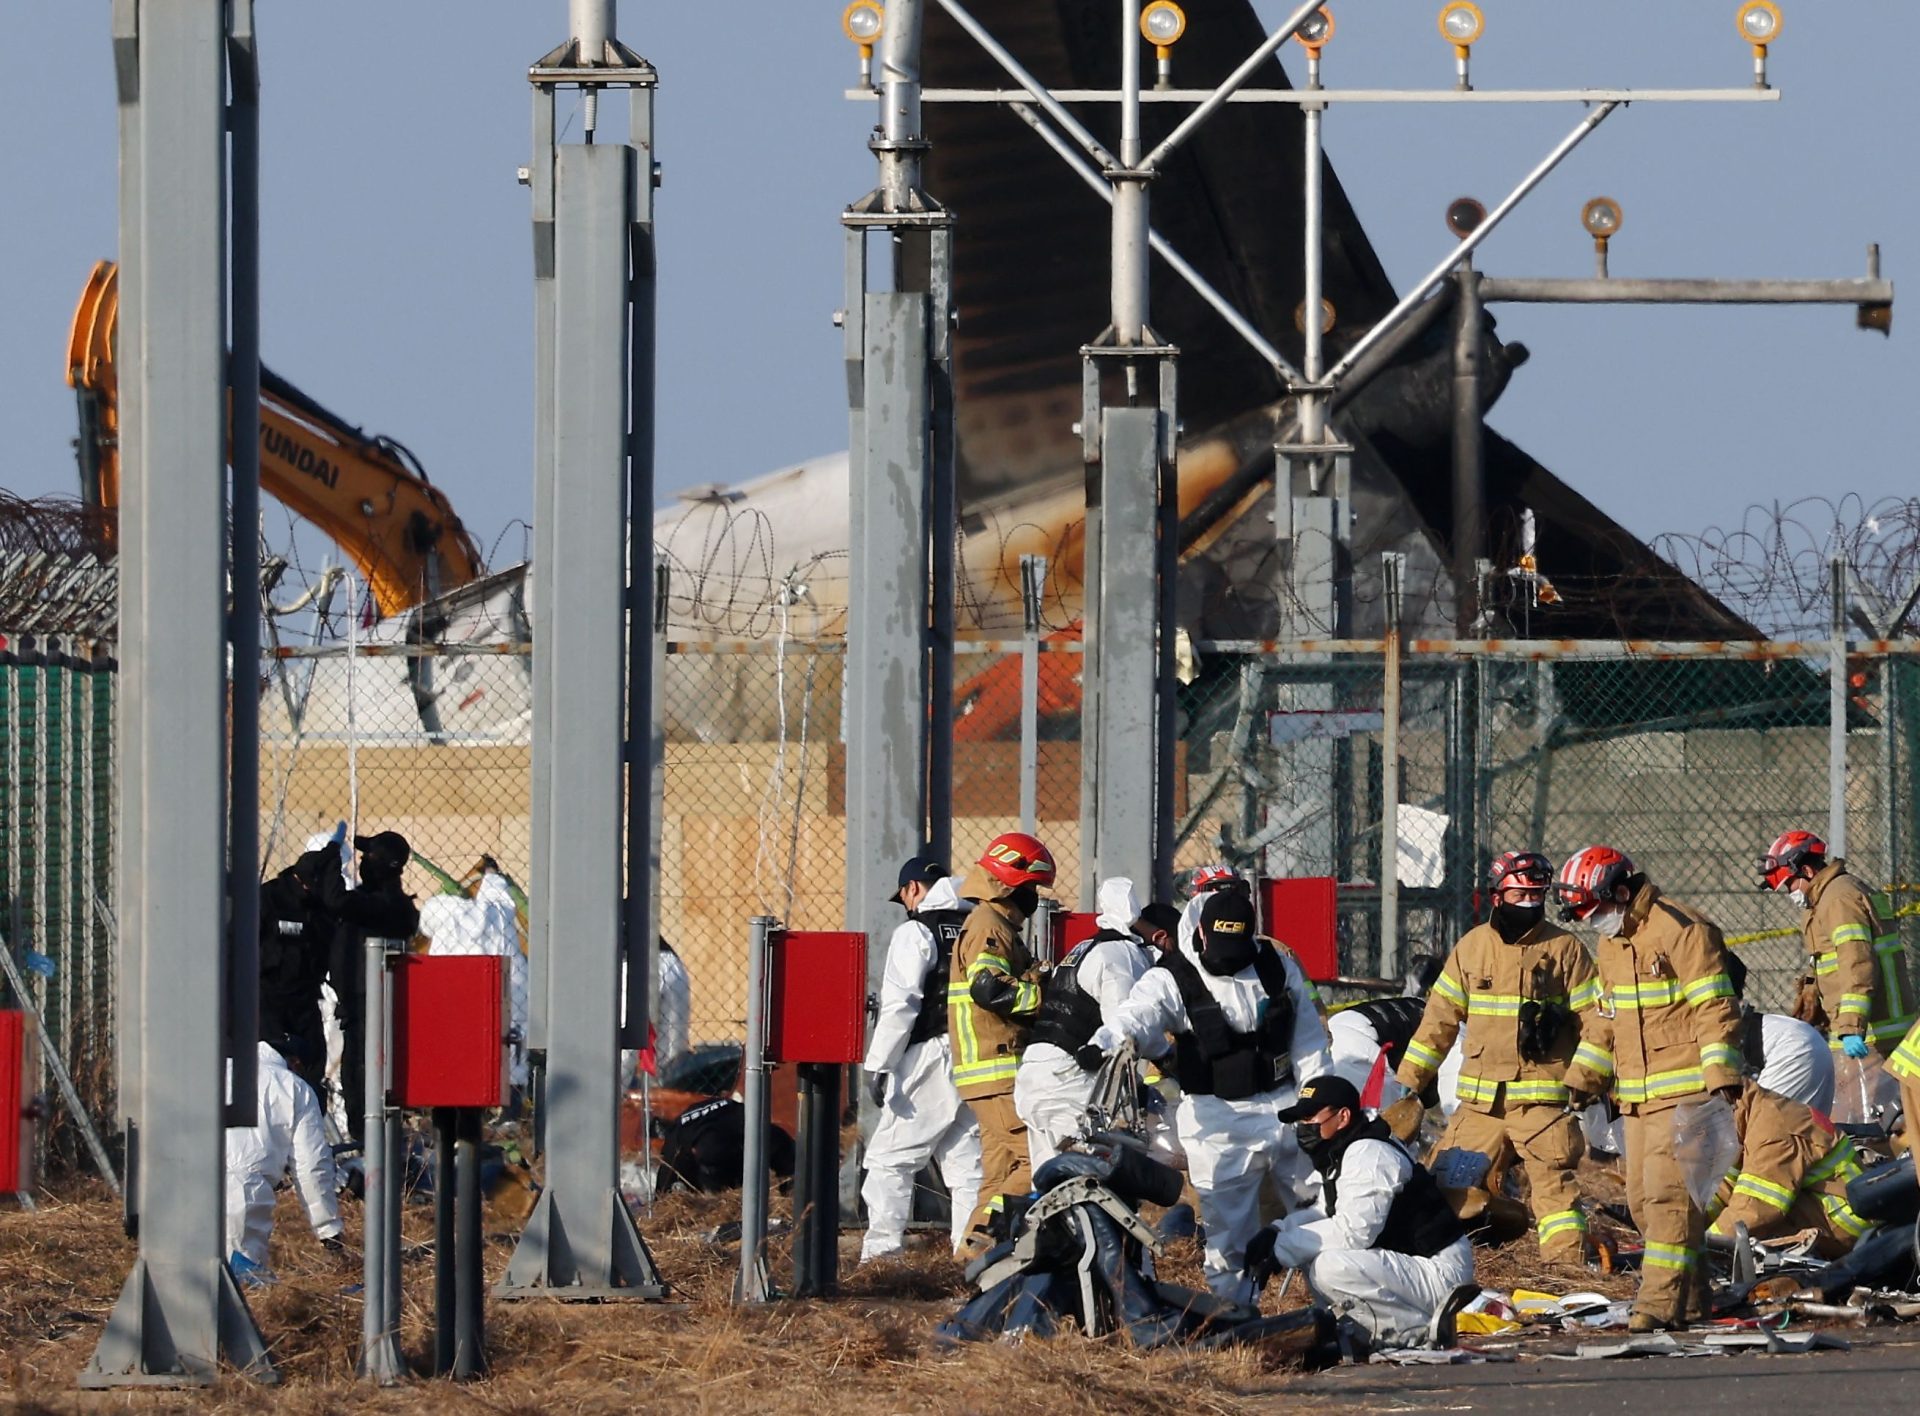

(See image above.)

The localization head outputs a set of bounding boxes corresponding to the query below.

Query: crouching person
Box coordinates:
[1247,1076,1476,1351]
[1708,1078,1869,1259]
[225,1035,344,1278]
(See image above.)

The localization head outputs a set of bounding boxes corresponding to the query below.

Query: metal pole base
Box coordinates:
[357,1329,408,1386]
[496,1188,666,1301]
[81,1258,278,1388]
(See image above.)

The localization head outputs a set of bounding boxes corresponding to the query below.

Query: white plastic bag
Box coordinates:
[1831,1051,1901,1129]
[1672,1095,1740,1210]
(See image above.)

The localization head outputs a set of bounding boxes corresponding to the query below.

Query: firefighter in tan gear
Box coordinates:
[949,831,1055,1254]
[1555,846,1744,1333]
[1396,850,1598,1261]
[1707,1078,1868,1260]
[1760,830,1915,1061]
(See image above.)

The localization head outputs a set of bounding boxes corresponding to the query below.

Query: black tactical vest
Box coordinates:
[1343,995,1429,1073]
[1322,1119,1466,1259]
[908,908,970,1044]
[1030,929,1142,1052]
[1159,942,1297,1100]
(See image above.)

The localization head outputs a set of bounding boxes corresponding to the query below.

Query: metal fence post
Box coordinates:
[1019,555,1047,836]
[1380,554,1404,978]
[735,915,774,1304]
[1830,558,1849,858]
[358,938,404,1385]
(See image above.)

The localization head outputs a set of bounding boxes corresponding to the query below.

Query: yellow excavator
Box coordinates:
[66,260,485,617]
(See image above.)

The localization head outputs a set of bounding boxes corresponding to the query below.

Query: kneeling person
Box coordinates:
[1709,1078,1868,1259]
[1249,1075,1475,1350]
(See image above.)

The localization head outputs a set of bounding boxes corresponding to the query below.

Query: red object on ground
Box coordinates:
[1047,911,1101,964]
[0,1011,32,1191]
[1258,877,1339,981]
[390,955,509,1109]
[767,930,867,1064]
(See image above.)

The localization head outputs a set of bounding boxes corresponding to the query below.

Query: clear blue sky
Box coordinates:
[0,3,1910,567]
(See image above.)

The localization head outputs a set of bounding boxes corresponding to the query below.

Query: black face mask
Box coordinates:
[1490,900,1543,944]
[1294,1120,1335,1160]
[1008,882,1040,918]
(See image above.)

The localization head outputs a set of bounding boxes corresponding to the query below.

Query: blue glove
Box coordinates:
[1841,1034,1871,1060]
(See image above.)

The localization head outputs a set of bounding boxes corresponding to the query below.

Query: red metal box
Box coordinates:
[766,931,866,1064]
[1046,911,1100,964]
[390,955,509,1109]
[1258,877,1339,982]
[0,1011,35,1192]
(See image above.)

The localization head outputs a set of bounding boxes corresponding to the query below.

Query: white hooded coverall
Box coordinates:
[1014,878,1158,1171]
[225,1041,342,1266]
[1262,1136,1476,1348]
[420,870,530,1085]
[859,875,985,1260]
[1090,916,1332,1305]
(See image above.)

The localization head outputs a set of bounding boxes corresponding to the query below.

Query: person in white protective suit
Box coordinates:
[859,858,985,1262]
[225,1037,344,1271]
[420,865,531,1087]
[303,828,354,1138]
[1726,945,1835,1115]
[1326,957,1445,1109]
[1013,877,1161,1170]
[655,938,692,1074]
[1080,888,1332,1305]
[1248,1074,1477,1351]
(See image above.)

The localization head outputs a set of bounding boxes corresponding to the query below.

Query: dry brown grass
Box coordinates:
[0,1159,1659,1415]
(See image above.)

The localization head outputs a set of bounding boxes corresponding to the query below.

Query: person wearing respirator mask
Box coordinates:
[1076,888,1332,1305]
[1760,830,1914,1066]
[1395,851,1600,1262]
[1554,846,1743,1332]
[1244,1074,1476,1355]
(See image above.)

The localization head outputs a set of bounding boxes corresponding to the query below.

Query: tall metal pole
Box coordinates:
[1831,558,1850,859]
[1380,554,1404,978]
[1082,0,1177,901]
[358,940,404,1384]
[735,917,773,1304]
[1451,264,1484,634]
[1299,48,1325,456]
[1019,556,1046,836]
[86,0,272,1386]
[843,0,952,1029]
[504,1,663,1300]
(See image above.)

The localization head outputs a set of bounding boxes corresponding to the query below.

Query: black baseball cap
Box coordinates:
[353,831,412,870]
[1276,1074,1362,1122]
[1136,901,1183,937]
[890,856,948,903]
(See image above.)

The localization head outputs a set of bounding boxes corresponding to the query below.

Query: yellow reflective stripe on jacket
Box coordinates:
[1890,1028,1920,1081]
[1432,972,1468,1007]
[1812,953,1841,977]
[1607,979,1682,1010]
[1465,991,1525,1016]
[1682,972,1735,1006]
[1570,978,1603,1011]
[1700,1043,1742,1074]
[1819,1191,1872,1238]
[1570,1041,1614,1077]
[1730,1171,1795,1213]
[947,983,1020,1087]
[1615,1066,1705,1104]
[1829,922,1872,946]
[1403,1039,1445,1072]
[966,953,1040,1016]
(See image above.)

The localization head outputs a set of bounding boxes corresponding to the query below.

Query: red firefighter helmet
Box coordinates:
[978,831,1057,890]
[1758,830,1826,892]
[1552,845,1636,922]
[1488,850,1553,893]
[1189,863,1243,895]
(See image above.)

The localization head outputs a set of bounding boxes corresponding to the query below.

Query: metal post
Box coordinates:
[843,0,950,993]
[791,1063,842,1298]
[226,0,261,1128]
[1380,554,1404,978]
[1831,558,1849,859]
[1451,265,1484,634]
[454,1108,485,1379]
[358,938,403,1384]
[505,5,662,1298]
[1299,49,1325,452]
[1019,556,1047,836]
[84,0,273,1387]
[735,917,773,1304]
[432,1109,455,1376]
[526,83,556,1068]
[1111,3,1147,345]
